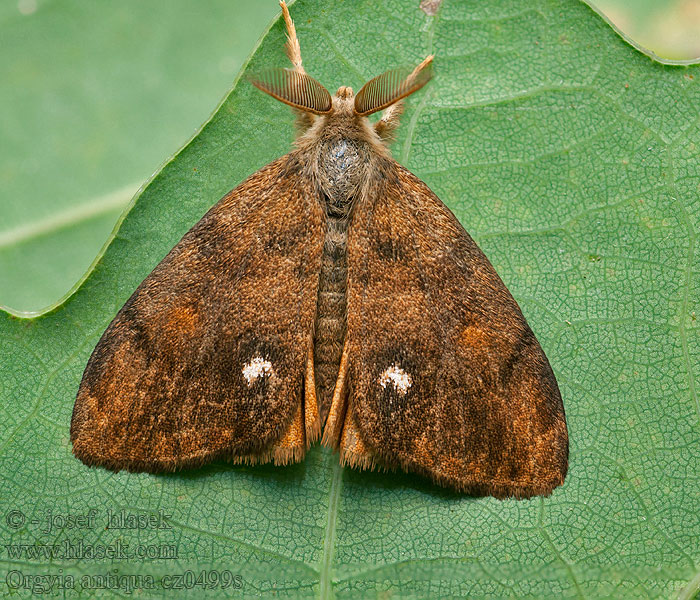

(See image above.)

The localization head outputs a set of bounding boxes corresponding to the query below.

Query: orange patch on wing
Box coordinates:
[460,325,489,349]
[339,404,377,469]
[438,455,463,480]
[411,433,435,468]
[273,400,306,464]
[166,305,199,335]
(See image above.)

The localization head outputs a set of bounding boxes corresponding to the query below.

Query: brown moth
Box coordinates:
[71,1,568,498]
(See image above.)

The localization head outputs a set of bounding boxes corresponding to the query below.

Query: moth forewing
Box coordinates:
[71,158,326,472]
[342,164,568,498]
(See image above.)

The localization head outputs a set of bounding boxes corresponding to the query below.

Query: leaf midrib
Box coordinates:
[319,460,344,599]
[0,183,137,248]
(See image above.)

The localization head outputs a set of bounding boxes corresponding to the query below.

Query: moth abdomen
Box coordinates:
[313,202,351,422]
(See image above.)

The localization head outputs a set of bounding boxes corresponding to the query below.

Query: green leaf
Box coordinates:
[591,0,700,61]
[0,0,279,313]
[2,0,699,598]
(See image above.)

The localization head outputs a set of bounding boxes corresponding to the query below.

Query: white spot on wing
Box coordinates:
[379,364,412,395]
[242,356,273,385]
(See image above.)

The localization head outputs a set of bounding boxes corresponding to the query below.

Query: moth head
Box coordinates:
[250,1,434,143]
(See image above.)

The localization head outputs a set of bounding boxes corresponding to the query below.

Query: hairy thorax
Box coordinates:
[313,135,369,422]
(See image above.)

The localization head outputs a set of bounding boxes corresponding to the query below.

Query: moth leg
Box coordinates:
[375,102,404,141]
[321,341,350,448]
[339,402,378,470]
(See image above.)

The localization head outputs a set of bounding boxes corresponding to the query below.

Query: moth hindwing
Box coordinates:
[71,0,568,498]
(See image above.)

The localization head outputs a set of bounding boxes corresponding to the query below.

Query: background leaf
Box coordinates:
[0,0,279,313]
[1,0,700,598]
[591,0,700,60]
